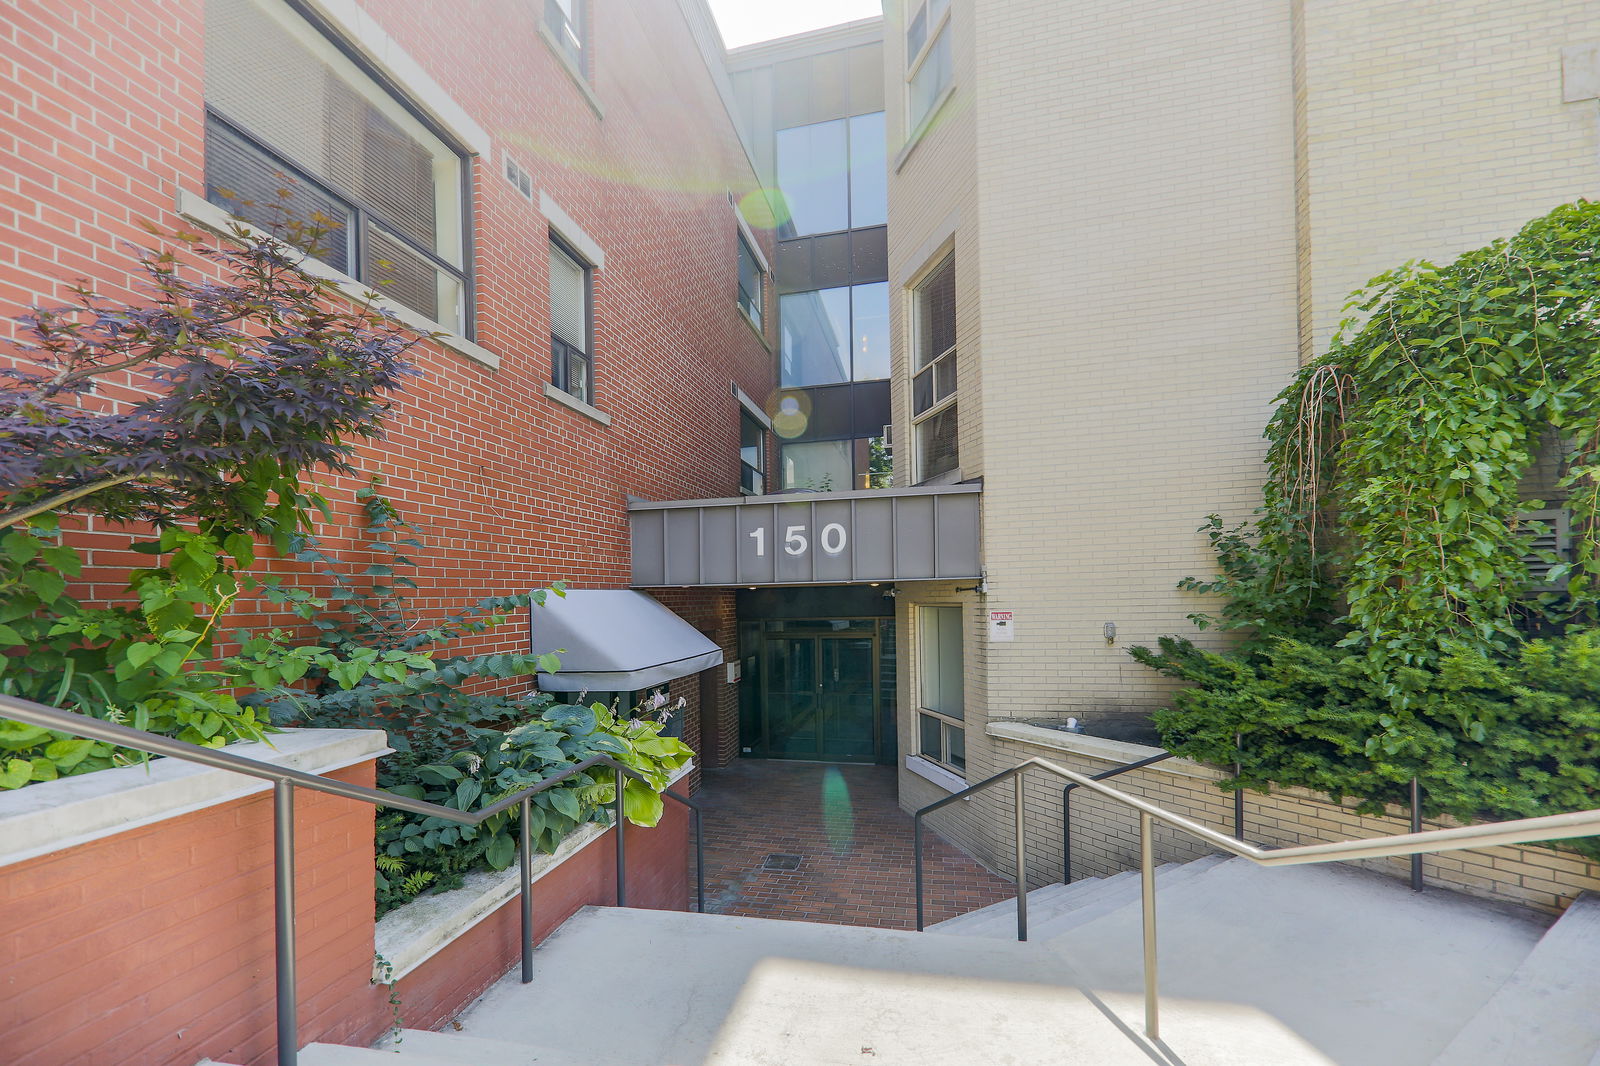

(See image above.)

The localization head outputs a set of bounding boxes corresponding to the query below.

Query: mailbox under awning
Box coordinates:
[532,589,723,692]
[629,482,982,587]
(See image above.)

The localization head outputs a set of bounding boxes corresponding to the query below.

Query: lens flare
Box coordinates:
[821,767,854,856]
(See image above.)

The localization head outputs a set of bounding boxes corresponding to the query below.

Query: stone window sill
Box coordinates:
[894,84,957,174]
[539,23,604,119]
[906,753,967,794]
[543,381,613,425]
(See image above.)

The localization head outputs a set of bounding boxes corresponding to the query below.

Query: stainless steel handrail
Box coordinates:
[914,754,1600,1041]
[0,693,706,1066]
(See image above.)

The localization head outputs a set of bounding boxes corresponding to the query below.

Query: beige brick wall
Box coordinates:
[1299,2,1600,356]
[887,0,1600,912]
[969,0,1299,734]
[968,724,1600,915]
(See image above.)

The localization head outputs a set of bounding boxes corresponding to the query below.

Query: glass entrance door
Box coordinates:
[757,622,881,762]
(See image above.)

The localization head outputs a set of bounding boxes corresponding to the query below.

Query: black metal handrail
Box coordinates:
[0,693,705,1066]
[1061,750,1176,884]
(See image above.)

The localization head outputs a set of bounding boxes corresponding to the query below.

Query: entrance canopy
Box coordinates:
[629,482,981,587]
[532,589,723,692]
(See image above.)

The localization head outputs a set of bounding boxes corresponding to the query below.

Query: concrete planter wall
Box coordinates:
[0,730,692,1066]
[908,721,1600,915]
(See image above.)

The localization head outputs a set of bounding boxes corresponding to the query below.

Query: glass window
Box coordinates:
[781,283,889,388]
[775,112,886,237]
[851,281,890,381]
[546,0,587,73]
[549,236,593,403]
[912,253,958,480]
[737,232,764,329]
[906,0,953,133]
[781,287,852,387]
[857,435,893,490]
[740,410,767,495]
[782,440,853,492]
[203,0,467,332]
[847,112,887,228]
[918,606,965,774]
[917,406,959,481]
[776,120,848,237]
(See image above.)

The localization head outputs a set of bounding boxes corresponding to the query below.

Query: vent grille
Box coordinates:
[1522,508,1572,589]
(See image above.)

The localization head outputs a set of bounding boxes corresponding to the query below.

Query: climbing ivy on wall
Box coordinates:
[1134,201,1600,847]
[1262,200,1600,664]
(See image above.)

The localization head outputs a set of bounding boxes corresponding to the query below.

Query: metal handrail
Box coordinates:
[1060,751,1175,884]
[913,753,1600,1041]
[0,693,706,1066]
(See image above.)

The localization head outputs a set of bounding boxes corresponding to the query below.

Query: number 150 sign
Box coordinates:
[748,522,849,557]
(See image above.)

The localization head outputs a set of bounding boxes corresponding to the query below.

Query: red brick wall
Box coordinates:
[0,757,691,1065]
[0,0,767,738]
[0,761,385,1066]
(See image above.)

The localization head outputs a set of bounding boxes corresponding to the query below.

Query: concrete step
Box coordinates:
[380,1029,576,1064]
[923,878,1075,935]
[1431,892,1600,1066]
[935,856,1232,943]
[929,866,1147,938]
[1027,855,1230,943]
[1049,857,1550,1066]
[299,1042,474,1066]
[453,903,1328,1065]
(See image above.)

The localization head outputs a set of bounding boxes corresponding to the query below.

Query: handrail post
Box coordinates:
[1139,810,1159,1040]
[273,780,298,1066]
[1234,731,1245,841]
[1410,778,1424,892]
[693,807,705,913]
[913,815,925,931]
[614,768,627,907]
[519,796,534,983]
[1014,771,1028,942]
[1062,785,1073,884]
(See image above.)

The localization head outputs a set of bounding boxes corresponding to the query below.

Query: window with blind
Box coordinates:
[549,236,593,404]
[202,0,469,333]
[912,253,958,480]
[737,232,764,330]
[740,410,767,495]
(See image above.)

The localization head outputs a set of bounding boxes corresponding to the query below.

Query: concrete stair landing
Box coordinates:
[298,856,1600,1066]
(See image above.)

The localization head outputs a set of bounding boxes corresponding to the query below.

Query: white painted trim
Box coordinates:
[544,381,614,425]
[985,721,1217,782]
[538,22,605,119]
[540,191,606,270]
[732,384,772,429]
[0,728,391,870]
[905,754,967,794]
[373,761,694,981]
[176,190,501,369]
[293,0,491,155]
[733,208,769,275]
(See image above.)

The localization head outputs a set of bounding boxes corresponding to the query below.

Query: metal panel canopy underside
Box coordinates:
[629,483,981,587]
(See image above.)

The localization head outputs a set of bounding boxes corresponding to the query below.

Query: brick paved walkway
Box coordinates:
[691,759,1016,929]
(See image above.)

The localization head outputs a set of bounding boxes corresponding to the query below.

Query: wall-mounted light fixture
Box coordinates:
[1104,622,1116,645]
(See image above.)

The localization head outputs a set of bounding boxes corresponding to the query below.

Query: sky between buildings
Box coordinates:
[707,0,883,49]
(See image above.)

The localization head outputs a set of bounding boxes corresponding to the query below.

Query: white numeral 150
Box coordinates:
[747,523,847,557]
